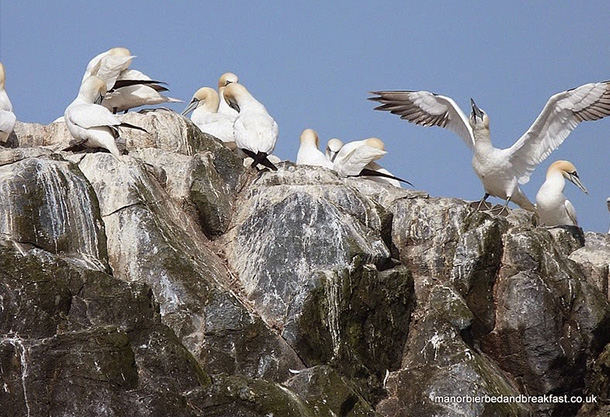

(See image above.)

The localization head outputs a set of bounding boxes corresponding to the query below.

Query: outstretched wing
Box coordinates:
[509,81,610,184]
[369,90,474,149]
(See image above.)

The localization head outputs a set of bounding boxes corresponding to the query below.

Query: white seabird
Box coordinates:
[64,76,146,158]
[0,62,16,144]
[333,137,411,186]
[217,72,239,117]
[181,87,235,147]
[535,160,587,226]
[83,47,179,113]
[223,83,279,170]
[296,129,333,168]
[370,81,610,211]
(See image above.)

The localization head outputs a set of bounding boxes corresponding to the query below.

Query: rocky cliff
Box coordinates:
[0,110,609,417]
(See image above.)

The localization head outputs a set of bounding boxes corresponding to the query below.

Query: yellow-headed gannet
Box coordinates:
[370,81,610,211]
[535,160,587,226]
[223,83,279,170]
[181,87,235,146]
[0,62,16,144]
[217,72,239,117]
[296,129,333,168]
[333,138,412,186]
[64,76,147,158]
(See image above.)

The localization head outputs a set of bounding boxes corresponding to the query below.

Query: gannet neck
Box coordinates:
[78,76,107,104]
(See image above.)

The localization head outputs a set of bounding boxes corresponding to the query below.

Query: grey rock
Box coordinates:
[2,111,610,416]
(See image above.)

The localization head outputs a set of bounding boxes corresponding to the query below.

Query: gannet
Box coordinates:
[217,72,239,117]
[370,81,610,211]
[333,137,412,186]
[181,87,235,146]
[325,138,344,163]
[535,160,587,226]
[83,47,179,113]
[102,69,181,113]
[223,83,279,170]
[0,62,16,144]
[296,129,333,168]
[64,76,146,158]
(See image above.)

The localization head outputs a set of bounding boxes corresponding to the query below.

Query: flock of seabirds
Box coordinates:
[0,47,610,230]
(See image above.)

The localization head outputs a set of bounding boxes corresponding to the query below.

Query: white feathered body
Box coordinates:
[233,96,278,155]
[0,88,15,143]
[192,109,235,143]
[536,173,577,226]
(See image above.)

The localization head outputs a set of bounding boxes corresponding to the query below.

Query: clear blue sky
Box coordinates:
[1,2,609,232]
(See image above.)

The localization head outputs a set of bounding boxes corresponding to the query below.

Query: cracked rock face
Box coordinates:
[1,110,609,417]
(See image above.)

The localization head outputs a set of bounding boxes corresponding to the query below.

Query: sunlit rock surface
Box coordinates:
[1,110,609,417]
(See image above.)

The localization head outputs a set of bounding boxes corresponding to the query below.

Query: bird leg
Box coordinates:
[491,197,511,216]
[471,193,491,211]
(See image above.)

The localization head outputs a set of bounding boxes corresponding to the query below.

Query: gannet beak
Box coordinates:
[94,93,104,106]
[181,98,199,116]
[470,98,484,121]
[228,99,240,113]
[568,172,588,194]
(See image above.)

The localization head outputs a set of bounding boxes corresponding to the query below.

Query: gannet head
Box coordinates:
[548,160,588,194]
[364,137,386,151]
[606,197,610,213]
[107,47,133,67]
[80,75,107,104]
[300,128,319,148]
[107,47,131,57]
[181,87,218,115]
[223,83,249,113]
[218,72,239,89]
[326,138,344,162]
[0,62,5,89]
[469,98,489,129]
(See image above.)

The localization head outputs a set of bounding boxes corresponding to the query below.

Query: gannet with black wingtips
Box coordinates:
[217,72,239,117]
[0,62,16,144]
[535,160,587,226]
[181,87,235,147]
[333,138,412,186]
[64,76,147,158]
[296,129,333,168]
[83,47,179,113]
[223,83,279,171]
[370,81,610,211]
[102,68,181,113]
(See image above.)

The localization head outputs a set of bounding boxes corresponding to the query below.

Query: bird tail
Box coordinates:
[358,168,413,187]
[120,122,148,133]
[242,149,278,171]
